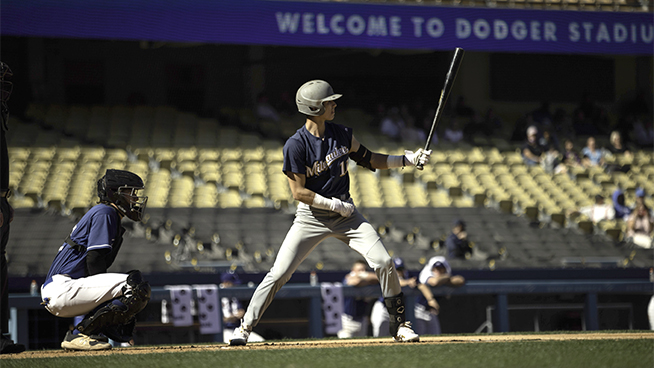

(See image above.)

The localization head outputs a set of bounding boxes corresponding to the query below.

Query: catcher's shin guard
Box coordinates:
[76,270,151,336]
[384,292,406,337]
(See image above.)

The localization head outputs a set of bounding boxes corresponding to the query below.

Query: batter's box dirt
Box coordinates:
[3,332,653,359]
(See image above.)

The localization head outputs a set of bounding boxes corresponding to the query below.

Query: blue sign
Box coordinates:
[2,0,652,55]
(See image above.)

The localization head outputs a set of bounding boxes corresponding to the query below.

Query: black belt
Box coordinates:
[0,189,11,198]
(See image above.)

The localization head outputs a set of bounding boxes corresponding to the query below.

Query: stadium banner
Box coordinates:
[2,0,652,55]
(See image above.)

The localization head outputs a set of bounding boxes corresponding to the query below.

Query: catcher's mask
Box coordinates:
[97,169,148,221]
[295,80,342,117]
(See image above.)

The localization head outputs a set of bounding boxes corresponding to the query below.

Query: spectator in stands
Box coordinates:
[380,106,405,142]
[634,188,650,214]
[581,136,605,168]
[337,260,379,338]
[219,272,264,344]
[612,189,631,221]
[625,203,653,249]
[445,219,472,260]
[414,256,465,335]
[605,131,632,173]
[539,130,565,174]
[521,126,544,166]
[483,107,504,135]
[562,139,583,171]
[567,194,614,224]
[370,257,417,337]
[0,61,24,354]
[607,131,631,157]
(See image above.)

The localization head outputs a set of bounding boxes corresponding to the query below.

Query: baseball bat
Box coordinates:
[416,47,465,170]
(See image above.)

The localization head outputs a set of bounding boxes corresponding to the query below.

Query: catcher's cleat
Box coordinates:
[229,324,251,346]
[393,321,420,343]
[61,331,112,351]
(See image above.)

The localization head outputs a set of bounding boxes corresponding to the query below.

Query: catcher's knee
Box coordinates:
[77,271,150,335]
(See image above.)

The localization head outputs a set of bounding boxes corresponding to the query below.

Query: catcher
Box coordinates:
[41,169,151,350]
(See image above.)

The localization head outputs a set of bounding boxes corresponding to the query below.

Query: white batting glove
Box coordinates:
[330,197,355,217]
[404,149,432,166]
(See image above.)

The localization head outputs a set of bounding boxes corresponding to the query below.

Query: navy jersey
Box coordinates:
[283,122,352,199]
[44,204,121,286]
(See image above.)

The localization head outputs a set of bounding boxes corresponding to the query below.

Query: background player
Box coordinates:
[230,79,431,346]
[41,169,151,350]
[0,61,25,354]
[337,260,379,338]
[414,256,465,335]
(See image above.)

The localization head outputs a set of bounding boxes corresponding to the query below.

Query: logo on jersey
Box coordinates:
[306,146,349,177]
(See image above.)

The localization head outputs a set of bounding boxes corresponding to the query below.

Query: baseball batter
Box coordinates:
[230,80,431,345]
[41,169,151,350]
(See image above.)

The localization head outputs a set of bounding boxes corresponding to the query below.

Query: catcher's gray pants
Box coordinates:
[243,203,401,327]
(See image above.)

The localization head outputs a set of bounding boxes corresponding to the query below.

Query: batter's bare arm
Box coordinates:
[350,136,431,170]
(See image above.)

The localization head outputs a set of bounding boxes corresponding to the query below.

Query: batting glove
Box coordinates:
[404,149,432,166]
[330,197,355,217]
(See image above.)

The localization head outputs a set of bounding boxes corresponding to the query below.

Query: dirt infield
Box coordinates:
[3,332,653,360]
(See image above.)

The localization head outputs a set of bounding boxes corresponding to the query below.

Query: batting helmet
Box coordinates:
[97,169,148,221]
[295,80,342,116]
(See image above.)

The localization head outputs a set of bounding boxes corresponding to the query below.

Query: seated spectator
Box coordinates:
[522,126,544,166]
[445,219,472,260]
[612,189,632,221]
[632,118,654,148]
[567,194,615,224]
[608,130,631,156]
[562,139,583,169]
[581,136,605,168]
[625,203,653,249]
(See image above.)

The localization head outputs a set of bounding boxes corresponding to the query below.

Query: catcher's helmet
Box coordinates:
[295,80,342,117]
[97,169,148,221]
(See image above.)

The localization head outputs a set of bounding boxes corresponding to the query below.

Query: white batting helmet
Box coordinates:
[295,80,342,116]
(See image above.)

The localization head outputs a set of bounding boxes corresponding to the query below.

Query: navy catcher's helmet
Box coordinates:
[97,169,148,221]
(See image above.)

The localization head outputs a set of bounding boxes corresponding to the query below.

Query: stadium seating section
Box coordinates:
[4,104,653,276]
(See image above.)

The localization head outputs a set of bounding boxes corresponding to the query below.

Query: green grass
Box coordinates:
[3,338,653,368]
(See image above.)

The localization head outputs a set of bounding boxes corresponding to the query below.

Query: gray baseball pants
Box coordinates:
[243,202,401,327]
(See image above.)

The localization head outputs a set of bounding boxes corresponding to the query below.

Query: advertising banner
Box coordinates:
[2,0,652,55]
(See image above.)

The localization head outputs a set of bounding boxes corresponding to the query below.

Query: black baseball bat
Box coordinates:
[416,47,465,170]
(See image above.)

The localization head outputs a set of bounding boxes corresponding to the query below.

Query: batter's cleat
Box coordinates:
[229,325,251,346]
[61,331,112,351]
[394,321,420,343]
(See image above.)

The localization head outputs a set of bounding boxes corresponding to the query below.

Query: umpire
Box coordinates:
[0,61,25,354]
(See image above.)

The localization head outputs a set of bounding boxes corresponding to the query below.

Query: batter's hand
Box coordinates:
[330,197,355,217]
[404,149,431,166]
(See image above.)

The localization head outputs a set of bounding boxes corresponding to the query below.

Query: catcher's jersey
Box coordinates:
[44,204,121,286]
[282,122,352,199]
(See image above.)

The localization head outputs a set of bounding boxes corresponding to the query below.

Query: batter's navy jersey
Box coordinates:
[283,122,352,199]
[44,204,121,286]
